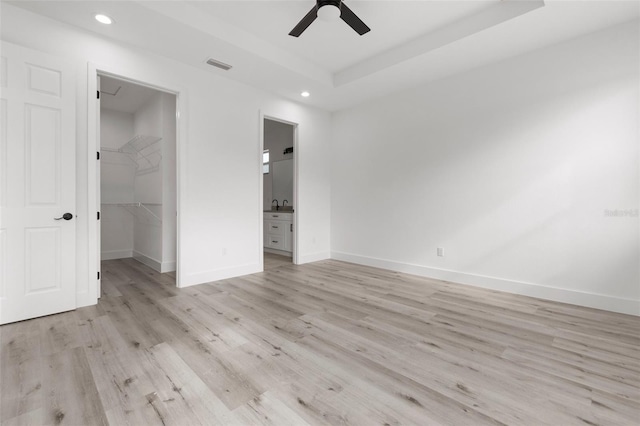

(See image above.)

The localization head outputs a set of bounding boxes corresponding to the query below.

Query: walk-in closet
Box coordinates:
[99,76,177,273]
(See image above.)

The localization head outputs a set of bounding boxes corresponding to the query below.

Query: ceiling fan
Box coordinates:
[289,0,371,37]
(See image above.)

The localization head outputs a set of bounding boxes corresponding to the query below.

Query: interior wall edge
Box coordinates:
[161,261,177,273]
[298,251,331,264]
[331,251,640,316]
[182,263,262,288]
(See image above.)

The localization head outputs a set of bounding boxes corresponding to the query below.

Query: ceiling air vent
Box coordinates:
[206,58,232,71]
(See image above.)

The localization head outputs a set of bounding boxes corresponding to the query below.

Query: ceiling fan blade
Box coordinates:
[289,5,318,37]
[340,2,370,35]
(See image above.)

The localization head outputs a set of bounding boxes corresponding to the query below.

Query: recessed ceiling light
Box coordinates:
[94,14,113,25]
[301,91,310,98]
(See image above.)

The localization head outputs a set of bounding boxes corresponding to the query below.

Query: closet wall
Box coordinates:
[100,90,176,273]
[131,91,177,272]
[101,109,135,260]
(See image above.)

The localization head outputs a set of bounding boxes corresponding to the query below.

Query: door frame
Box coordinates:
[259,113,300,268]
[87,63,186,294]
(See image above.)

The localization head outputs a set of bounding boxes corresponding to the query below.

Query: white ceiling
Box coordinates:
[192,1,501,72]
[6,1,640,111]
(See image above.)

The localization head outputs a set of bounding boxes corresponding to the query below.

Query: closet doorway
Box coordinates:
[262,117,297,270]
[98,75,177,292]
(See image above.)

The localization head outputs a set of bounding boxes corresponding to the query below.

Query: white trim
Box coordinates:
[259,113,300,268]
[175,87,186,288]
[298,251,331,264]
[101,249,133,261]
[87,62,187,297]
[292,122,299,266]
[258,112,265,272]
[331,251,640,316]
[132,251,162,272]
[86,64,99,306]
[184,263,262,287]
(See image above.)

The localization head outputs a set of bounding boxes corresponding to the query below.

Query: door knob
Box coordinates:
[54,213,73,221]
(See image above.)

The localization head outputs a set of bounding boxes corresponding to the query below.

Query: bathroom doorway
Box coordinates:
[262,117,297,270]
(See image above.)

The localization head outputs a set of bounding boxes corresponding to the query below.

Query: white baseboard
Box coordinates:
[109,250,174,273]
[298,251,330,264]
[101,249,133,261]
[132,251,162,273]
[161,261,176,273]
[331,251,640,316]
[182,263,261,288]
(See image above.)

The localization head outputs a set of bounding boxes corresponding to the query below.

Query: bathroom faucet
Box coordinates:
[272,199,279,211]
[282,200,288,207]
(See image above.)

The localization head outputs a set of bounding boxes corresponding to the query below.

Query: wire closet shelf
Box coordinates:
[101,134,162,176]
[101,202,162,223]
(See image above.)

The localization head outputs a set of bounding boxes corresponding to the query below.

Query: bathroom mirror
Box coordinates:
[272,159,293,207]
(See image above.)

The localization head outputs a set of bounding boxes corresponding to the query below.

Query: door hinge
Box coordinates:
[97,271,100,280]
[97,90,100,99]
[97,151,100,160]
[97,211,100,220]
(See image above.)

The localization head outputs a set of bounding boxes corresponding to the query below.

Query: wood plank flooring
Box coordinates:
[264,252,293,270]
[1,256,639,425]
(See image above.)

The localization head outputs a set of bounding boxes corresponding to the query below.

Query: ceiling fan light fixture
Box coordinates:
[317,4,340,21]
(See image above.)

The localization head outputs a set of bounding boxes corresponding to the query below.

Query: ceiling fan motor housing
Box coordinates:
[289,0,370,37]
[318,0,342,10]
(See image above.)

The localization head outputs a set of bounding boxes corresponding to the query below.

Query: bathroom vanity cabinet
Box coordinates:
[264,212,293,255]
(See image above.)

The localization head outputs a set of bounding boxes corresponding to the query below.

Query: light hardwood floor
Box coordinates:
[1,257,639,425]
[264,252,293,271]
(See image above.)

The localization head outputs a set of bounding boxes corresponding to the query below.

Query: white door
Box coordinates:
[0,42,76,324]
[96,75,101,298]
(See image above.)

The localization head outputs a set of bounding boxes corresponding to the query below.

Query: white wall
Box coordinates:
[132,92,163,268]
[162,93,177,271]
[100,109,136,204]
[133,92,163,204]
[263,119,294,211]
[100,108,135,150]
[129,91,177,273]
[331,21,640,315]
[1,4,331,306]
[100,108,135,260]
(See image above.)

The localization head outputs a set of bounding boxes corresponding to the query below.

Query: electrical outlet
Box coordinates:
[437,247,444,257]
[222,247,227,256]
